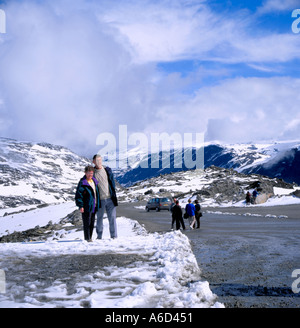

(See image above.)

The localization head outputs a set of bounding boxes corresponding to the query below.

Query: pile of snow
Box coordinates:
[0,203,223,308]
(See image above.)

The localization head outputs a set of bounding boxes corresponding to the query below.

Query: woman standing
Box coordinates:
[75,166,100,241]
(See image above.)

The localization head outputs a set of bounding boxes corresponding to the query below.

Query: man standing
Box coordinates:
[194,199,202,229]
[93,154,118,239]
[171,200,185,230]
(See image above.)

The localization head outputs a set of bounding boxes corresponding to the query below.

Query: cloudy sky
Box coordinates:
[0,0,300,156]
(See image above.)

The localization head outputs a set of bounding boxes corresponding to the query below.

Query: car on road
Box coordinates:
[145,197,172,212]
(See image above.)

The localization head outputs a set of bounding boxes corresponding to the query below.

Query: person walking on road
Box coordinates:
[245,191,251,205]
[194,199,202,229]
[185,199,196,229]
[171,200,186,230]
[252,189,258,204]
[93,154,118,239]
[75,165,100,241]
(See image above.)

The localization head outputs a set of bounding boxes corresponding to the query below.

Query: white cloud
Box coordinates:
[257,0,300,14]
[0,0,299,155]
[199,77,300,142]
[98,0,300,65]
[0,0,161,154]
[101,0,218,63]
[143,76,300,143]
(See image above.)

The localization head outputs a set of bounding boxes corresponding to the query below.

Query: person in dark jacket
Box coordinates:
[93,154,118,239]
[75,165,100,241]
[172,200,185,230]
[194,199,202,229]
[252,189,258,204]
[245,191,251,205]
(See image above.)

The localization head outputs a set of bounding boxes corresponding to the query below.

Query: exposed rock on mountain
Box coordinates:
[117,165,296,206]
[0,138,89,211]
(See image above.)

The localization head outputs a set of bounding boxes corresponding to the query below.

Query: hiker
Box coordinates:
[185,199,196,229]
[194,199,202,229]
[245,191,251,205]
[171,200,185,230]
[93,154,118,239]
[252,189,258,204]
[75,165,100,242]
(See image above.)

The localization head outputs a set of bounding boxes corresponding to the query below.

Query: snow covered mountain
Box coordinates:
[0,137,89,214]
[104,140,300,186]
[1,136,299,215]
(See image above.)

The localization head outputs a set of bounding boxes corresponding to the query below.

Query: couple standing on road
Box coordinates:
[75,154,118,241]
[185,199,202,229]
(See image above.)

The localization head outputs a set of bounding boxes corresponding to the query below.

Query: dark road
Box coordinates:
[117,202,300,308]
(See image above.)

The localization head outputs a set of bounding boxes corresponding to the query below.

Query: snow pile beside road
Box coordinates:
[0,204,223,308]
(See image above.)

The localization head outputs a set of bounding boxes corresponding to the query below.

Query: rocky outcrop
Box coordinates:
[118,165,296,205]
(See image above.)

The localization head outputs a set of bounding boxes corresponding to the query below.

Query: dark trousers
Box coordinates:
[179,216,186,229]
[195,214,200,229]
[82,212,96,241]
[172,216,186,230]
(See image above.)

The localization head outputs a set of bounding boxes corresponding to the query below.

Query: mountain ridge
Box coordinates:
[105,140,300,186]
[0,137,299,213]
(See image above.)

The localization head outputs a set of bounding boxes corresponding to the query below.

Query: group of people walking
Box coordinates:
[171,198,202,231]
[75,154,118,241]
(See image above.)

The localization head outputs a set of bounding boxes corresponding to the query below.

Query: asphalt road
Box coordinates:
[117,202,300,308]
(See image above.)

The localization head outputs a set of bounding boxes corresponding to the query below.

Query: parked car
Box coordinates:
[145,197,172,212]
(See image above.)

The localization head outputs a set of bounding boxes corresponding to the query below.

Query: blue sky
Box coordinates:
[0,0,300,155]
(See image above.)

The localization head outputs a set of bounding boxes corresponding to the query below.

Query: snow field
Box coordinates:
[0,202,77,236]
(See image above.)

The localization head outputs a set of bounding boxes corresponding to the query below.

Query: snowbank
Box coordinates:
[0,204,223,308]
